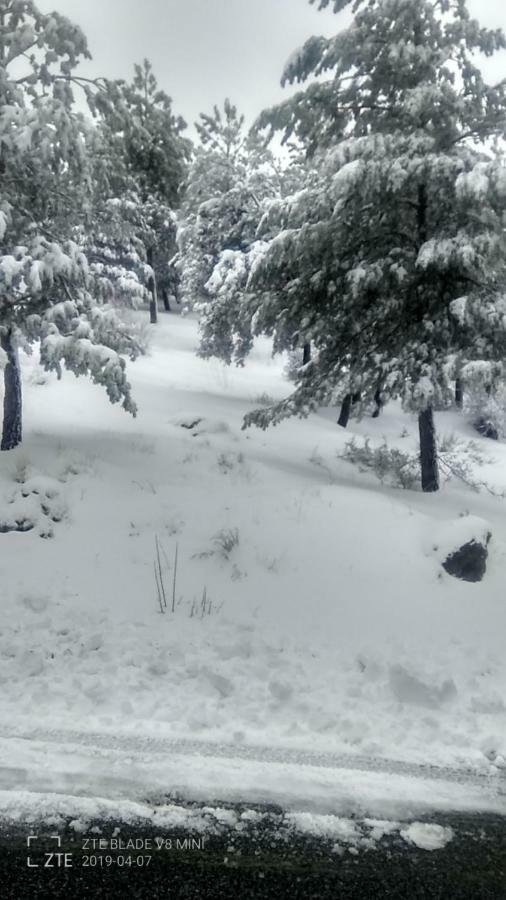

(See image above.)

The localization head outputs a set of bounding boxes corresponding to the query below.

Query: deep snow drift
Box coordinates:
[0,313,505,822]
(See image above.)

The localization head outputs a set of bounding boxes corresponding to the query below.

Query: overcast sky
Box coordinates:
[40,0,505,135]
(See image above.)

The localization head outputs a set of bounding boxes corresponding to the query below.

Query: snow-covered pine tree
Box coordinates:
[0,0,146,451]
[91,59,191,323]
[197,148,310,365]
[175,100,249,311]
[203,0,506,492]
[175,100,290,316]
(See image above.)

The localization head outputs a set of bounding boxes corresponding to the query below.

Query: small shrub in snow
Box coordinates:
[0,472,67,537]
[154,537,176,613]
[339,438,420,490]
[163,517,183,537]
[438,432,485,465]
[213,527,240,559]
[133,479,157,494]
[437,434,502,495]
[188,586,223,619]
[154,537,223,618]
[339,435,501,495]
[464,382,506,441]
[217,452,245,474]
[474,416,499,441]
[192,527,241,563]
[217,452,235,473]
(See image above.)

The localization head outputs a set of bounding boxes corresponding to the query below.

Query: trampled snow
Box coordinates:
[0,313,505,825]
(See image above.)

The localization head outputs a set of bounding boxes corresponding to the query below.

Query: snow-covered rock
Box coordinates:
[426,516,492,582]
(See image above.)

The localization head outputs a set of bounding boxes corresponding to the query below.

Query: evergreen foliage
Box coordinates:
[175,99,295,314]
[0,2,151,448]
[197,0,506,490]
[91,59,191,323]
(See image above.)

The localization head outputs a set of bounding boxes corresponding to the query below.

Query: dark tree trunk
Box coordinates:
[1,329,22,451]
[149,296,158,324]
[147,247,158,324]
[162,288,171,312]
[338,392,361,428]
[418,406,439,493]
[372,386,382,418]
[338,394,352,428]
[302,343,311,365]
[455,378,463,410]
[414,178,439,491]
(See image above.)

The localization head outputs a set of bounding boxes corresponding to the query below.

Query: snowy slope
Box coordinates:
[0,313,506,819]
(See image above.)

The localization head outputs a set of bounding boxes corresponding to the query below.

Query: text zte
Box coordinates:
[28,853,73,868]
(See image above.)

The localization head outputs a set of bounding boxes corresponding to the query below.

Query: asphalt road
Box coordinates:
[1,807,505,900]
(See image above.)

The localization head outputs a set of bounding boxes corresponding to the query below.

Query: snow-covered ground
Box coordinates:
[0,313,506,825]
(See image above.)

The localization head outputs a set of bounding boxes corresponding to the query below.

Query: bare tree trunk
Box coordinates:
[302,342,311,366]
[162,288,171,312]
[1,329,22,451]
[418,406,439,493]
[338,394,352,428]
[147,247,158,324]
[338,392,361,428]
[372,386,382,418]
[455,378,463,410]
[413,177,439,491]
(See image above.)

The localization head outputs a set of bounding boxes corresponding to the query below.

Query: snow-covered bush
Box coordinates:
[213,527,240,559]
[437,434,498,493]
[465,384,506,441]
[339,438,420,490]
[0,473,68,539]
[340,435,498,494]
